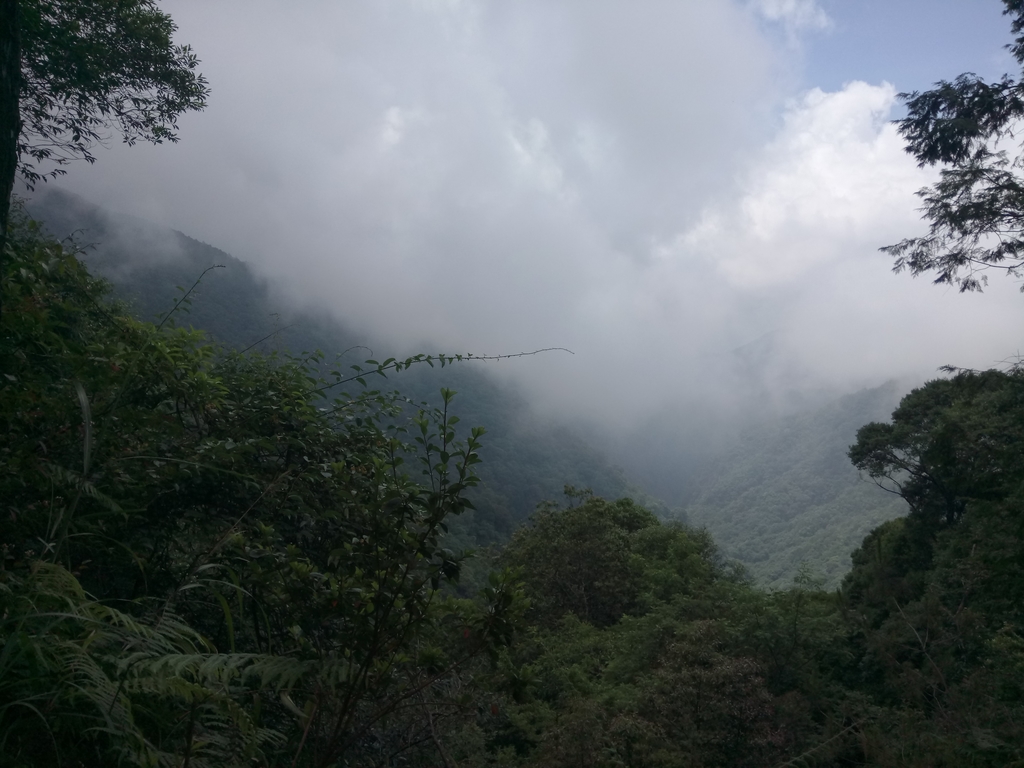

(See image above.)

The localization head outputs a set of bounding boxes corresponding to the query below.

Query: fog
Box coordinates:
[47,0,1024,447]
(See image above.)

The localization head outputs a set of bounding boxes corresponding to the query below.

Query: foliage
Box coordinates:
[0,211,524,766]
[5,206,1024,766]
[686,384,906,588]
[849,369,1024,529]
[881,0,1024,291]
[459,490,846,768]
[842,370,1024,766]
[26,186,647,564]
[501,491,661,628]
[0,562,275,767]
[17,0,209,185]
[475,373,1024,768]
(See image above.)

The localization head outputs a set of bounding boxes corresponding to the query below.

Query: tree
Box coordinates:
[841,371,1024,765]
[882,0,1024,292]
[848,370,1024,531]
[0,212,523,766]
[501,490,660,628]
[17,0,208,185]
[0,0,208,315]
[859,12,1024,754]
[0,0,20,315]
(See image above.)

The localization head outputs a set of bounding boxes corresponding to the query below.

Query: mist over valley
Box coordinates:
[4,2,1024,765]
[28,186,910,586]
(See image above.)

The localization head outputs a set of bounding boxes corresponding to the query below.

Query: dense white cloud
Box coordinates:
[670,80,1020,397]
[49,1,1023,435]
[684,82,918,289]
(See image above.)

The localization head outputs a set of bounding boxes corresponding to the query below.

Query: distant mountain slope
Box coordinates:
[26,188,912,588]
[25,188,651,547]
[685,382,908,589]
[24,188,358,354]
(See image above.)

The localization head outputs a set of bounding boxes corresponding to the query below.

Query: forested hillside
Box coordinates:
[4,1,1024,765]
[26,188,916,586]
[0,214,526,765]
[26,187,653,551]
[686,384,909,588]
[3,222,1022,763]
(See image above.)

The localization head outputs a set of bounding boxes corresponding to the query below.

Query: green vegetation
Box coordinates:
[2,0,1023,765]
[17,0,208,184]
[444,443,1024,767]
[882,0,1024,291]
[26,187,651,554]
[0,0,209,316]
[0,211,524,766]
[839,369,1024,764]
[4,196,1024,766]
[686,385,908,588]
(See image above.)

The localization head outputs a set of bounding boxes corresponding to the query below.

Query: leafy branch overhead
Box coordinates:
[0,0,210,319]
[883,0,1024,291]
[17,0,209,185]
[314,346,574,396]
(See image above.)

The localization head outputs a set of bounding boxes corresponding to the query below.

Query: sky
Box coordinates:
[48,0,1024,435]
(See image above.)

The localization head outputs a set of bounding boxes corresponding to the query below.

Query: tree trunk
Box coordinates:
[0,0,19,320]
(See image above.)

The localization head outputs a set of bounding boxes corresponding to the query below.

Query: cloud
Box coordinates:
[49,1,1023,439]
[684,82,916,289]
[670,80,1020,396]
[751,0,831,33]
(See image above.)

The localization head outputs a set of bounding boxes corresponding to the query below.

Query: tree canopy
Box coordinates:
[15,0,208,184]
[0,209,523,766]
[0,0,208,316]
[882,0,1024,292]
[3,1,1024,765]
